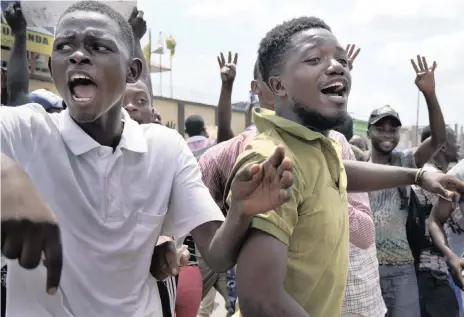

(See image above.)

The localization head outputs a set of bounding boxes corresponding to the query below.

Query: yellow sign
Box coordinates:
[1,24,54,56]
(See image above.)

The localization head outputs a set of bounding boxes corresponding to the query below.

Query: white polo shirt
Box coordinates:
[0,104,225,317]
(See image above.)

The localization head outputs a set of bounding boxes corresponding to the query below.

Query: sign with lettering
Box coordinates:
[1,15,54,55]
[19,0,136,27]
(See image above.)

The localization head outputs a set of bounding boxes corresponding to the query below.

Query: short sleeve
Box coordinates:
[1,103,47,168]
[162,133,225,239]
[225,148,301,247]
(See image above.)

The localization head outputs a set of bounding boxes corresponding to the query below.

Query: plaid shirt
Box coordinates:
[330,131,386,317]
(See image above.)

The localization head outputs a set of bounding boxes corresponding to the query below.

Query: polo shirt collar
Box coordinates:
[59,108,148,156]
[253,108,325,142]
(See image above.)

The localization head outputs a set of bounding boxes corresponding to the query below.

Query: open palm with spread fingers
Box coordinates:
[217,51,238,85]
[411,55,437,95]
[231,145,293,216]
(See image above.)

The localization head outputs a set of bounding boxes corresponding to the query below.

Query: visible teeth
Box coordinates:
[72,95,90,102]
[322,81,345,90]
[70,74,92,82]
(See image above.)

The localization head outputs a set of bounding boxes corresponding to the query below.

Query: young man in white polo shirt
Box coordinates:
[0,2,294,317]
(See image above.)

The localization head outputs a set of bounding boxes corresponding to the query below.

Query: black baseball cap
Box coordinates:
[368,105,402,126]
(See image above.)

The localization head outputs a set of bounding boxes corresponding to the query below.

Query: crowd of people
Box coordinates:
[2,1,464,317]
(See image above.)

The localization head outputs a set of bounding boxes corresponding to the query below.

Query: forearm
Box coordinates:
[429,216,455,260]
[344,160,416,192]
[424,91,446,149]
[240,292,310,317]
[7,32,30,106]
[193,205,252,272]
[216,83,234,143]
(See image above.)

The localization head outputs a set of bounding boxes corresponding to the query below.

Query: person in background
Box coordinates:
[366,55,446,317]
[4,2,30,106]
[412,125,460,317]
[197,58,265,317]
[185,114,215,158]
[428,158,464,311]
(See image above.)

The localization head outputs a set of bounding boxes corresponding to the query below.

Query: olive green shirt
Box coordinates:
[228,108,349,317]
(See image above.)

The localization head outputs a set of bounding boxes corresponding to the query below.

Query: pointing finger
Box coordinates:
[432,61,437,72]
[43,224,62,295]
[228,51,232,64]
[233,52,238,65]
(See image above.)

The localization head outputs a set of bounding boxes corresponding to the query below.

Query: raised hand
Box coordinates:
[231,145,293,216]
[345,44,361,71]
[1,155,62,295]
[217,52,238,86]
[165,121,176,130]
[411,55,437,95]
[4,2,27,36]
[128,7,147,40]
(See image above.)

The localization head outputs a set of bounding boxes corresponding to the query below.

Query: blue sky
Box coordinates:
[139,0,463,125]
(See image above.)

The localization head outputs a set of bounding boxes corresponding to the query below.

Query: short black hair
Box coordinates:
[258,16,331,84]
[333,114,354,141]
[253,58,260,80]
[61,1,134,57]
[185,115,205,137]
[421,125,454,142]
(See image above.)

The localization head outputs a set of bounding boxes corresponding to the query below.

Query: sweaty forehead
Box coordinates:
[56,11,120,38]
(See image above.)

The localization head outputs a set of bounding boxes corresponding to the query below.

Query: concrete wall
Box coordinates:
[153,96,246,137]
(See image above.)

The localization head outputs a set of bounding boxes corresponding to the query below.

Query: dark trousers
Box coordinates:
[416,270,460,317]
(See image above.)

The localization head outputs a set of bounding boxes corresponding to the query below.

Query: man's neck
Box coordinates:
[77,105,124,148]
[370,148,392,165]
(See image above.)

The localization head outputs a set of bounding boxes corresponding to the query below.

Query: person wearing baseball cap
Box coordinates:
[368,105,402,128]
[367,55,449,317]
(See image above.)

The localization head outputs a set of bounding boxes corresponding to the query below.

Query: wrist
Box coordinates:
[221,81,234,90]
[414,168,426,186]
[228,201,253,222]
[422,90,437,99]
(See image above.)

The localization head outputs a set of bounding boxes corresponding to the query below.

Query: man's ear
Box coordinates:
[127,58,143,84]
[268,76,286,97]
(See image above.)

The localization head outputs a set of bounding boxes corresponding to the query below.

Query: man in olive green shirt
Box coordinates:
[227,17,464,317]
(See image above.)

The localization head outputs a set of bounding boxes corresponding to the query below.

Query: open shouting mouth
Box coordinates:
[68,72,97,103]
